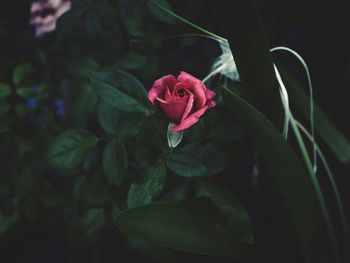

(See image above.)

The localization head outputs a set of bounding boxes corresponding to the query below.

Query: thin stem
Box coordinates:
[223,85,341,262]
[288,111,341,263]
[270,46,317,173]
[273,64,290,139]
[295,120,347,233]
[130,33,219,44]
[149,0,226,42]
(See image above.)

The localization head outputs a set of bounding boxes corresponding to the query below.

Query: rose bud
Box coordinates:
[148,71,216,132]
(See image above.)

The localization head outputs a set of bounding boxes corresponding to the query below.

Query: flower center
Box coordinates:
[177,88,186,98]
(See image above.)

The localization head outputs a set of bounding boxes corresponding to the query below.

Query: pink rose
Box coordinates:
[148,71,216,132]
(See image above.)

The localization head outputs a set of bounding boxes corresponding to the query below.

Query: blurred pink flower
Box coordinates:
[30,0,71,37]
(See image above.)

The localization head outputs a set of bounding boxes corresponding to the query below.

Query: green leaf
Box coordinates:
[148,0,176,24]
[92,69,151,114]
[48,129,98,169]
[159,179,190,203]
[166,142,230,177]
[115,203,246,258]
[118,0,146,37]
[196,180,253,244]
[280,69,350,163]
[166,152,207,177]
[13,63,31,85]
[73,84,98,127]
[118,53,147,70]
[64,56,99,78]
[195,142,231,176]
[218,2,283,129]
[127,161,167,208]
[0,84,11,98]
[16,86,34,97]
[103,139,127,186]
[83,148,100,172]
[223,87,340,263]
[97,102,145,141]
[80,208,105,238]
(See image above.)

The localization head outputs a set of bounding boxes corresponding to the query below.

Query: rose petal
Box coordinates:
[206,100,216,109]
[205,88,216,101]
[148,75,176,106]
[177,71,206,108]
[172,82,190,98]
[181,92,194,121]
[158,98,189,123]
[164,86,173,101]
[205,88,216,109]
[155,96,168,104]
[171,106,208,132]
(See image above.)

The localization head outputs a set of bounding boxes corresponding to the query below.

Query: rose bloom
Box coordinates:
[148,71,216,132]
[30,0,71,37]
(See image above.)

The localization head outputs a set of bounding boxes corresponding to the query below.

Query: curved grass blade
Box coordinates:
[217,1,284,129]
[278,68,350,164]
[222,87,340,263]
[272,63,346,237]
[295,120,347,234]
[271,47,317,171]
[149,0,225,41]
[272,62,347,239]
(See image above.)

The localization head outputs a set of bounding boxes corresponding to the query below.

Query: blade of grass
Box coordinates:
[149,0,225,42]
[280,68,350,164]
[217,1,284,129]
[295,119,347,234]
[273,61,346,238]
[223,86,341,263]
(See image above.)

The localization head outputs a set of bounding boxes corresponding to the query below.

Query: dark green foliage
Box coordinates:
[127,160,167,207]
[196,179,253,245]
[115,203,248,258]
[97,102,145,141]
[280,69,350,164]
[223,87,339,263]
[0,0,348,262]
[48,129,98,169]
[92,69,152,114]
[103,139,127,186]
[166,142,231,177]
